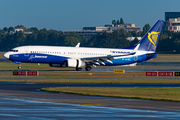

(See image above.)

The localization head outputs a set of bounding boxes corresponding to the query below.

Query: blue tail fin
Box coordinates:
[126,20,164,52]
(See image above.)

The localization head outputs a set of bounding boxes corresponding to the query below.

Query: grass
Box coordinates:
[147,54,180,62]
[41,87,180,102]
[39,71,146,77]
[0,70,180,83]
[1,78,180,83]
[0,71,146,77]
[153,55,180,60]
[0,62,74,71]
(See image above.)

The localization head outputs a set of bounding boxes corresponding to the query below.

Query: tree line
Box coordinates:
[0,24,180,53]
[112,18,124,26]
[0,26,86,51]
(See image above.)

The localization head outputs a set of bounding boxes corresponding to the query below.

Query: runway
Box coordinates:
[0,88,180,119]
[0,57,11,62]
[0,82,180,91]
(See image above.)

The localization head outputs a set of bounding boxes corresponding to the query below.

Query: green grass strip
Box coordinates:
[41,87,180,102]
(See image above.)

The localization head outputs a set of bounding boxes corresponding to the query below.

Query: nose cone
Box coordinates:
[3,52,9,59]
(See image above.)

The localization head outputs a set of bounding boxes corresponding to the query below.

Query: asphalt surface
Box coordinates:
[1,76,180,79]
[0,86,180,119]
[0,82,180,91]
[0,57,11,62]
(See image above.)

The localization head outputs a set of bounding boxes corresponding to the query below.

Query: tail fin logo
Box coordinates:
[148,31,159,47]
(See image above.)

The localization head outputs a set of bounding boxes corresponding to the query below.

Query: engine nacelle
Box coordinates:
[49,59,85,68]
[65,59,85,68]
[49,63,61,67]
[78,59,86,67]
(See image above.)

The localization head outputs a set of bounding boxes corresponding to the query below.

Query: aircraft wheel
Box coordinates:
[76,67,82,71]
[18,66,22,69]
[85,66,91,71]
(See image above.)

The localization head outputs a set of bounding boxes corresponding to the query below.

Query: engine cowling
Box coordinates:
[49,59,85,68]
[65,59,85,68]
[49,63,61,67]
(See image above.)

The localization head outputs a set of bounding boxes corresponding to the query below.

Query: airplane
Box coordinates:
[3,20,163,71]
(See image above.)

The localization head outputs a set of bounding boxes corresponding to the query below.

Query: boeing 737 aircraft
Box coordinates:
[4,20,163,71]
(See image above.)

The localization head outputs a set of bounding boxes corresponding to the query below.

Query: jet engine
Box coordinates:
[49,59,85,68]
[65,59,85,68]
[49,63,61,67]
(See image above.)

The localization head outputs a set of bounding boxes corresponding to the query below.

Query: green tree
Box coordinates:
[138,31,142,37]
[130,31,137,37]
[25,32,38,45]
[86,29,130,49]
[112,20,117,26]
[65,32,86,46]
[130,37,139,46]
[64,36,79,46]
[8,27,14,32]
[13,31,25,46]
[117,20,120,25]
[0,29,4,36]
[143,23,151,33]
[36,29,48,45]
[120,18,124,24]
[3,27,8,32]
[29,27,38,32]
[15,25,27,31]
[47,30,64,46]
[156,31,175,53]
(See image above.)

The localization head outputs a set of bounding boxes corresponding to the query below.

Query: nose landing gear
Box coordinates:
[18,65,21,69]
[13,61,21,69]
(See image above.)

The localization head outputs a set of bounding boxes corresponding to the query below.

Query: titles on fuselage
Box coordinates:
[35,55,47,58]
[110,51,130,54]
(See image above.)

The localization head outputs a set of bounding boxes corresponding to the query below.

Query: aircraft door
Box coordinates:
[134,56,138,61]
[24,48,29,56]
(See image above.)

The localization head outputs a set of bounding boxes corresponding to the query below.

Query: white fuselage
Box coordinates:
[4,45,151,67]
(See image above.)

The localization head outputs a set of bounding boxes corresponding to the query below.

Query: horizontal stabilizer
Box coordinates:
[132,44,140,53]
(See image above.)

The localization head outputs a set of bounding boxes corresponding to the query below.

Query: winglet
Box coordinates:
[75,43,80,47]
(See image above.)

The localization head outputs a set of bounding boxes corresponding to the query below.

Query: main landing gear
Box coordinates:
[76,67,82,71]
[75,66,92,71]
[85,66,91,71]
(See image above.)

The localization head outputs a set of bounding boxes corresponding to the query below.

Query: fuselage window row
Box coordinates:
[29,51,110,56]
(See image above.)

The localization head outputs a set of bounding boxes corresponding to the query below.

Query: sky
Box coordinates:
[0,0,180,31]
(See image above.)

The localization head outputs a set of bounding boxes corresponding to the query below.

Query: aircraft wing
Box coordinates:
[82,44,140,65]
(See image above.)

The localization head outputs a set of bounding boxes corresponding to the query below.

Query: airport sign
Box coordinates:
[158,72,174,76]
[146,72,157,76]
[13,71,39,76]
[174,72,180,76]
[114,70,125,73]
[146,71,174,76]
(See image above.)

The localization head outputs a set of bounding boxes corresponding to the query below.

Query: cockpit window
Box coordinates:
[11,50,18,52]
